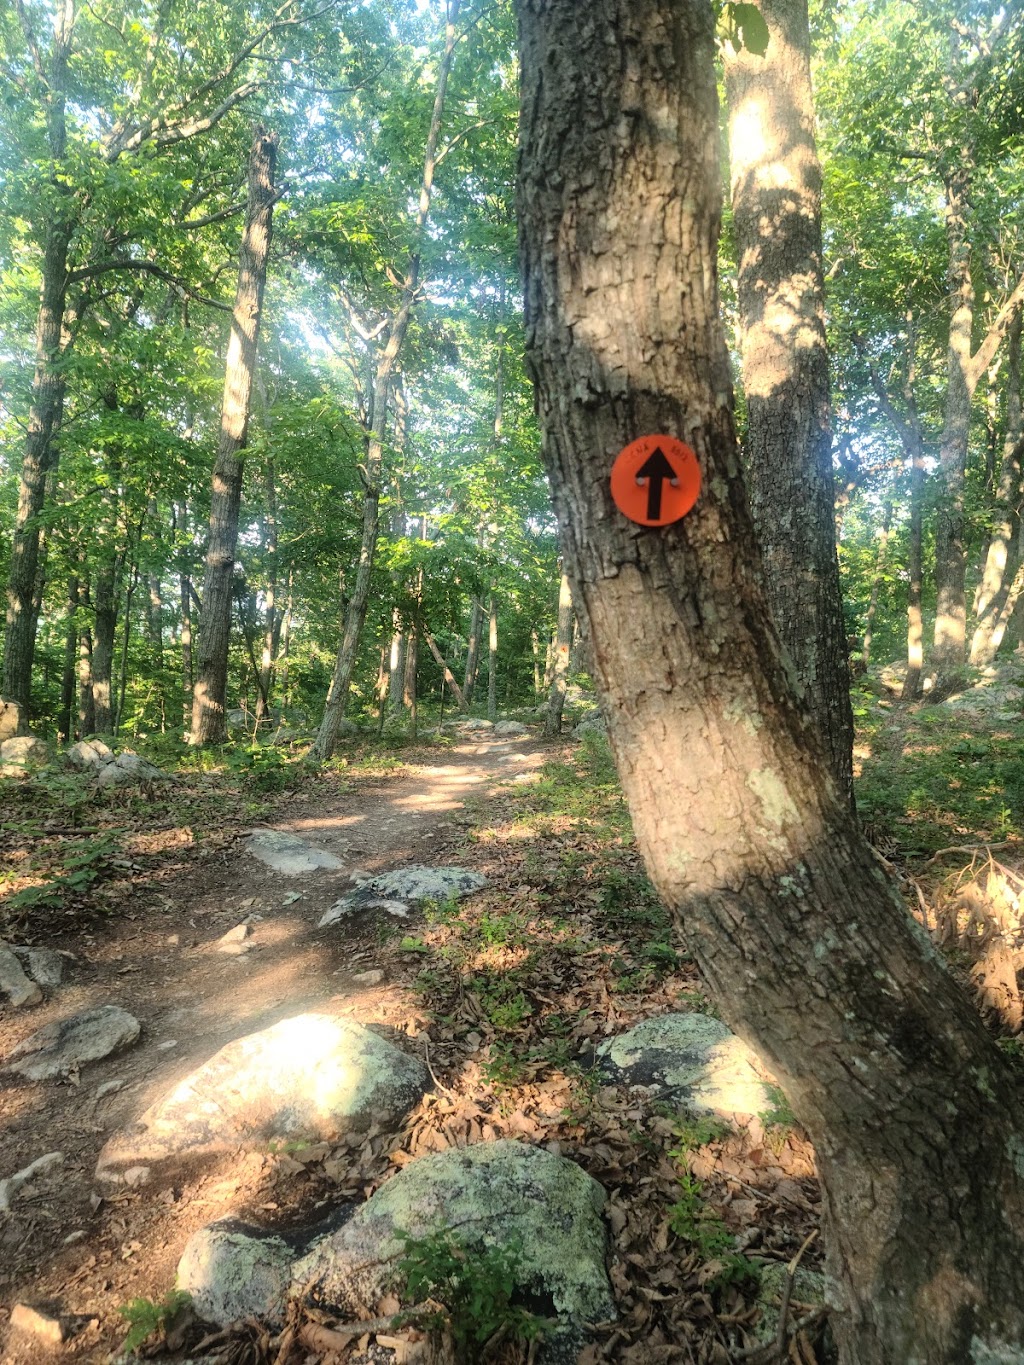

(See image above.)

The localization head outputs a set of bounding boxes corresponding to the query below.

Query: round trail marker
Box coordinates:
[610,434,701,527]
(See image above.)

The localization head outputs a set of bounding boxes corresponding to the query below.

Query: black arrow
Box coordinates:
[635,447,678,520]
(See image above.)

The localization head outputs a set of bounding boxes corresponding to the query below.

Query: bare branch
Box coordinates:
[65,259,233,311]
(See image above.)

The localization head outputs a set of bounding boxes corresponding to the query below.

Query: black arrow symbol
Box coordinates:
[635,447,678,520]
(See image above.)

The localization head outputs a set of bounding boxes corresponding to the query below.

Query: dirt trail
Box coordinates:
[0,731,547,1363]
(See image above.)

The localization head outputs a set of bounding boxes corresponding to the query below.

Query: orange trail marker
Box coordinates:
[610,434,701,527]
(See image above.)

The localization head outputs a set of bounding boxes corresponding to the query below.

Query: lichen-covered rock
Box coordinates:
[94,751,167,787]
[96,1015,428,1184]
[0,699,21,743]
[293,1140,613,1362]
[65,738,115,770]
[12,946,65,989]
[572,713,606,736]
[0,943,42,1008]
[456,717,494,730]
[0,735,49,767]
[494,720,528,735]
[4,1005,140,1081]
[598,1013,776,1122]
[247,830,343,876]
[753,1262,826,1345]
[177,1219,294,1326]
[319,866,486,927]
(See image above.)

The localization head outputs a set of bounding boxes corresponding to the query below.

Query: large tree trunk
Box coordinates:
[190,128,277,745]
[544,572,572,737]
[91,556,118,735]
[971,307,1024,666]
[517,3,1024,1361]
[312,1,461,762]
[2,1,75,726]
[724,0,853,802]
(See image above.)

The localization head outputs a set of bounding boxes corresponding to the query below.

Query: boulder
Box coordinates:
[320,866,487,927]
[65,738,114,770]
[597,1013,775,1123]
[0,699,21,743]
[4,1005,141,1082]
[247,830,344,876]
[573,713,606,736]
[94,751,167,788]
[293,1140,613,1363]
[0,943,42,1008]
[456,717,494,730]
[12,946,65,989]
[95,1015,428,1184]
[226,709,249,727]
[0,735,49,767]
[177,1219,294,1327]
[494,720,528,736]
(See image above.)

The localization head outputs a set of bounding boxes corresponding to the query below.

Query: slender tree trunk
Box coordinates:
[487,592,497,722]
[517,4,1024,1361]
[861,500,892,670]
[115,554,140,734]
[278,570,294,708]
[78,616,95,738]
[404,624,418,741]
[424,629,466,709]
[58,572,79,743]
[724,0,853,803]
[3,0,76,725]
[312,2,462,762]
[190,128,278,745]
[530,629,542,696]
[463,598,482,703]
[544,572,573,737]
[256,458,278,721]
[971,308,1024,666]
[389,615,406,713]
[91,557,118,734]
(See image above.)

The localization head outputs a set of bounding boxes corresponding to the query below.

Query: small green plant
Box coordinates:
[667,1173,760,1287]
[118,1290,191,1353]
[669,1114,733,1153]
[397,1229,549,1362]
[759,1083,796,1130]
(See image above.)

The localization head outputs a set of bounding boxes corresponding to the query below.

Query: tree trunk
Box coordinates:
[516,3,1024,1361]
[256,459,279,722]
[544,573,573,737]
[404,624,418,741]
[312,2,461,762]
[861,500,892,670]
[971,307,1024,666]
[424,629,466,709]
[58,572,79,743]
[724,0,853,802]
[2,0,76,725]
[91,557,118,735]
[190,127,277,745]
[487,592,497,722]
[463,598,482,703]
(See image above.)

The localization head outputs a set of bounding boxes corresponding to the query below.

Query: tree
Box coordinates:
[723,0,853,800]
[516,0,1024,1359]
[190,127,278,745]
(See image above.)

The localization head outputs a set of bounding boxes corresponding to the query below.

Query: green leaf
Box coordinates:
[730,3,770,55]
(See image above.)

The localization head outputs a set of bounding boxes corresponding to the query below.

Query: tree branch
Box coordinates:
[65,259,233,311]
[968,275,1024,392]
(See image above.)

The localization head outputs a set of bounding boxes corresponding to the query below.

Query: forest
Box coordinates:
[2,1,1024,1363]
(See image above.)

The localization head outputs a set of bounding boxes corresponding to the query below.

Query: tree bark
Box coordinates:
[312,1,461,762]
[516,2,1024,1360]
[58,572,80,743]
[544,572,573,737]
[91,556,118,735]
[463,598,482,704]
[190,127,277,745]
[971,307,1024,666]
[3,0,76,725]
[486,592,497,722]
[724,0,853,802]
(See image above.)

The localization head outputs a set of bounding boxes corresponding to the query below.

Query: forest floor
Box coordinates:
[2,667,1023,1365]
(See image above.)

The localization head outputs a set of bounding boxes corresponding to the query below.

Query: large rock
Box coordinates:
[178,1219,294,1327]
[494,720,528,736]
[293,1141,613,1363]
[65,738,114,770]
[456,717,494,731]
[96,1015,428,1184]
[572,712,606,737]
[12,945,64,989]
[0,943,42,1008]
[0,700,21,743]
[94,751,167,788]
[319,866,486,927]
[247,830,344,876]
[0,735,49,767]
[4,1005,141,1082]
[598,1013,775,1122]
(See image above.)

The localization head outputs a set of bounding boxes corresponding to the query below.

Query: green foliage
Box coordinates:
[117,1291,191,1354]
[721,3,771,55]
[397,1229,549,1361]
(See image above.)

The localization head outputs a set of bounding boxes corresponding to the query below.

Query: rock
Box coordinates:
[227,709,248,727]
[95,1015,428,1184]
[0,735,49,767]
[753,1262,826,1345]
[216,924,250,955]
[65,738,114,770]
[178,1219,294,1327]
[12,945,65,989]
[94,751,167,788]
[247,830,344,876]
[352,969,384,987]
[320,866,486,928]
[494,720,528,735]
[573,713,606,736]
[4,1005,141,1082]
[0,942,43,1008]
[270,725,299,745]
[0,698,21,743]
[293,1140,613,1363]
[0,1152,64,1211]
[457,717,494,730]
[509,772,542,786]
[8,1303,66,1347]
[598,1013,776,1122]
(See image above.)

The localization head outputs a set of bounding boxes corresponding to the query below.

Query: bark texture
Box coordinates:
[190,128,277,744]
[724,0,853,801]
[517,2,1024,1360]
[544,572,573,736]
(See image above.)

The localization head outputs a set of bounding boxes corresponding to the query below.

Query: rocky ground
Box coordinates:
[0,720,823,1365]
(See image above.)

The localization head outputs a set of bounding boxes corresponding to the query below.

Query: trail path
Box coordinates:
[0,731,547,1362]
